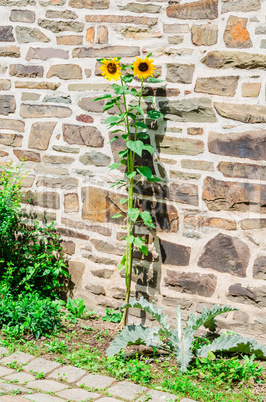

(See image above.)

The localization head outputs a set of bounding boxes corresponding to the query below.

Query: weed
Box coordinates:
[45,339,68,354]
[102,308,123,323]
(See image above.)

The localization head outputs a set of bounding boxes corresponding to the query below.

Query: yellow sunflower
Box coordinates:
[99,58,122,81]
[132,56,156,79]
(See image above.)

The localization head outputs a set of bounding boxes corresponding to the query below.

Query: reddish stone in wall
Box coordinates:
[167,0,218,20]
[224,15,252,48]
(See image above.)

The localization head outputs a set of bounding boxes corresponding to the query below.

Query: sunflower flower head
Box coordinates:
[99,58,122,81]
[132,56,156,80]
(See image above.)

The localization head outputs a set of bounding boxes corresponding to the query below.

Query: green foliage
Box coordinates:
[107,297,266,373]
[198,333,266,360]
[191,354,264,386]
[45,339,68,354]
[0,164,68,298]
[102,308,123,323]
[106,353,153,384]
[0,291,62,339]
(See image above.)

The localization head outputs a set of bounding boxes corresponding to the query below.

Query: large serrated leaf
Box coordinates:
[122,296,171,335]
[106,324,162,356]
[198,334,266,359]
[186,304,237,334]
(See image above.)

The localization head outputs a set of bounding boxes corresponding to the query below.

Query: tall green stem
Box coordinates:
[121,78,144,327]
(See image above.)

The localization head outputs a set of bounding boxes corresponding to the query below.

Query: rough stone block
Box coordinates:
[160,240,191,266]
[63,123,104,147]
[202,176,266,213]
[224,15,252,48]
[0,26,14,42]
[164,271,217,297]
[198,233,250,277]
[166,64,195,84]
[20,104,71,118]
[191,24,218,46]
[195,76,239,97]
[10,9,35,22]
[26,379,67,392]
[167,0,218,20]
[13,150,41,162]
[15,26,50,43]
[159,98,216,123]
[28,122,56,150]
[208,130,266,160]
[0,95,15,115]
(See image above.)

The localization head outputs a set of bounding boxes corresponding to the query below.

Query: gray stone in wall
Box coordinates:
[218,162,266,181]
[198,233,250,277]
[214,102,266,124]
[165,271,217,297]
[10,10,35,22]
[221,0,261,13]
[159,98,217,123]
[191,24,218,46]
[79,151,111,167]
[253,256,266,280]
[69,0,109,9]
[156,136,204,156]
[20,104,72,118]
[119,3,161,13]
[9,64,44,78]
[45,10,78,19]
[0,26,14,42]
[73,46,140,58]
[28,122,56,150]
[195,76,239,97]
[208,130,266,160]
[166,64,195,84]
[26,47,69,61]
[15,26,50,43]
[201,51,266,69]
[0,95,16,115]
[38,19,84,33]
[160,240,191,266]
[228,283,266,307]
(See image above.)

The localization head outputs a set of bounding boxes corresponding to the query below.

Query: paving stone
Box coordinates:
[3,372,35,384]
[108,381,147,401]
[0,353,34,366]
[97,399,121,402]
[0,396,29,401]
[26,379,67,392]
[48,365,86,383]
[76,373,115,389]
[0,366,15,377]
[24,358,61,375]
[56,388,101,400]
[180,399,199,402]
[137,390,177,401]
[0,383,29,394]
[0,349,8,356]
[26,395,64,402]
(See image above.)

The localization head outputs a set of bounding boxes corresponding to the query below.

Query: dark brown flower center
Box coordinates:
[107,63,117,74]
[138,62,149,72]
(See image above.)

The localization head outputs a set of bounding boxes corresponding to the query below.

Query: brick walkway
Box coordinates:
[0,348,197,402]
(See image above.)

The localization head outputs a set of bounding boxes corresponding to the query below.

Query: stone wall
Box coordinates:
[1,0,266,342]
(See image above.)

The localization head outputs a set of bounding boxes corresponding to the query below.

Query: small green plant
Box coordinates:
[107,297,266,372]
[102,308,123,323]
[45,339,68,354]
[190,354,264,386]
[65,298,97,323]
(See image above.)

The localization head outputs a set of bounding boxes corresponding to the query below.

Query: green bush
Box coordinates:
[0,164,68,298]
[0,290,63,339]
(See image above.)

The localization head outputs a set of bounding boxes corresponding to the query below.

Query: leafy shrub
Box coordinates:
[0,164,68,298]
[102,308,123,323]
[0,291,63,339]
[107,297,266,372]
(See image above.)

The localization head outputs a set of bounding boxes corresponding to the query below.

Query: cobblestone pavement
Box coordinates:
[0,349,198,402]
